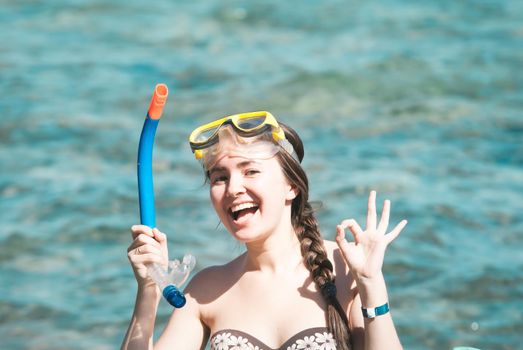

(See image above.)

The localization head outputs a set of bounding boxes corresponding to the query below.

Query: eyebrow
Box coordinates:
[209,160,262,175]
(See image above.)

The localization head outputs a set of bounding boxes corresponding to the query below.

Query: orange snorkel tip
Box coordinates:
[147,83,169,120]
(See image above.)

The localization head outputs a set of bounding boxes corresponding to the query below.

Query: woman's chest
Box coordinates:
[209,327,337,350]
[201,278,329,348]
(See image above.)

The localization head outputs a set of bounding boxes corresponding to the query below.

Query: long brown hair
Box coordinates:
[276,122,352,350]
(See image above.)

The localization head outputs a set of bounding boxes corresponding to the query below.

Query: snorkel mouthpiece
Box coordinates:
[163,285,186,308]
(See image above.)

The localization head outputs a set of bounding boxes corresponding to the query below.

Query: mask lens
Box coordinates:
[194,126,219,143]
[236,115,266,130]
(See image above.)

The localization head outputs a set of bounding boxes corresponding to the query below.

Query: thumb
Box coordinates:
[152,228,169,261]
[335,225,351,263]
[152,228,167,244]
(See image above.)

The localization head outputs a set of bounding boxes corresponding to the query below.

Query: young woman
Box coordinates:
[122,111,407,350]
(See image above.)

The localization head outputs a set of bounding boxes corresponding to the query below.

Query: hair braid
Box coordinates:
[296,203,332,285]
[277,123,352,350]
[296,204,351,349]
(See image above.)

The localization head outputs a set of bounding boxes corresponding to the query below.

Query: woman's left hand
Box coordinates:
[335,190,407,283]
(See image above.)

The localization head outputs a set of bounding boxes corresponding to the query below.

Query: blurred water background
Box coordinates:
[1,0,522,349]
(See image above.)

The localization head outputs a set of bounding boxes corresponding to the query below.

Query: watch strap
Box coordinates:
[361,302,390,318]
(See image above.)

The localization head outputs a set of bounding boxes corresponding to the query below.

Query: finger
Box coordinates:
[152,228,167,244]
[366,190,377,230]
[131,225,154,240]
[128,244,163,257]
[335,225,351,262]
[127,233,162,252]
[128,233,162,250]
[152,228,169,260]
[127,253,165,266]
[339,219,364,245]
[377,199,390,234]
[385,220,408,244]
[335,224,347,244]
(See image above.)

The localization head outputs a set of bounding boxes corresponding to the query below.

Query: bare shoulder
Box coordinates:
[156,256,249,349]
[322,239,359,319]
[323,239,354,288]
[323,239,339,253]
[184,253,245,304]
[323,239,347,272]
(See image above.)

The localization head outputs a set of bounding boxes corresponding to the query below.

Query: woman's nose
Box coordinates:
[227,174,246,197]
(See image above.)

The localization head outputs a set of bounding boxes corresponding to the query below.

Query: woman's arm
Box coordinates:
[154,289,209,350]
[121,226,207,350]
[349,275,402,350]
[121,283,162,350]
[121,281,208,350]
[121,226,167,350]
[336,191,406,350]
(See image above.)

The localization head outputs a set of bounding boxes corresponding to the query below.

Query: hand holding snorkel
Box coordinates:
[136,84,195,308]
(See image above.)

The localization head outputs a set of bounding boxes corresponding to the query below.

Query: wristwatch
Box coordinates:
[361,302,390,318]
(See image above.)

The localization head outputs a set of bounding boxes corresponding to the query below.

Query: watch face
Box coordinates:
[367,308,376,318]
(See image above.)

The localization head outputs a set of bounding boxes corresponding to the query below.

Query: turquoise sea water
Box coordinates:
[1,1,522,349]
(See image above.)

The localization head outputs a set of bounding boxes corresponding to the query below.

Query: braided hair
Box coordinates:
[276,123,352,350]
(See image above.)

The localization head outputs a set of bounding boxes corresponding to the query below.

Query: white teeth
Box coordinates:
[230,202,257,213]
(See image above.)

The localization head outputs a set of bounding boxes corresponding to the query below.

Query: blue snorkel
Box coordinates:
[137,84,195,308]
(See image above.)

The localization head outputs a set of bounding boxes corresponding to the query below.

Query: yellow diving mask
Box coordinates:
[188,111,298,169]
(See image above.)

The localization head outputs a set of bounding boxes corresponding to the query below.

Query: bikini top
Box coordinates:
[210,327,336,350]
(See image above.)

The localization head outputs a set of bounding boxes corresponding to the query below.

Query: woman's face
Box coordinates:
[208,153,297,243]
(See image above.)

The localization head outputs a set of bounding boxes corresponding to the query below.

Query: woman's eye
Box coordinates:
[245,169,260,176]
[211,175,228,183]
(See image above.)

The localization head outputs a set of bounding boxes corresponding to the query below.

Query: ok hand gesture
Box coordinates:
[335,191,407,282]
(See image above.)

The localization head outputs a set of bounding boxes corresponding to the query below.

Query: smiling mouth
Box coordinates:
[229,203,259,221]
